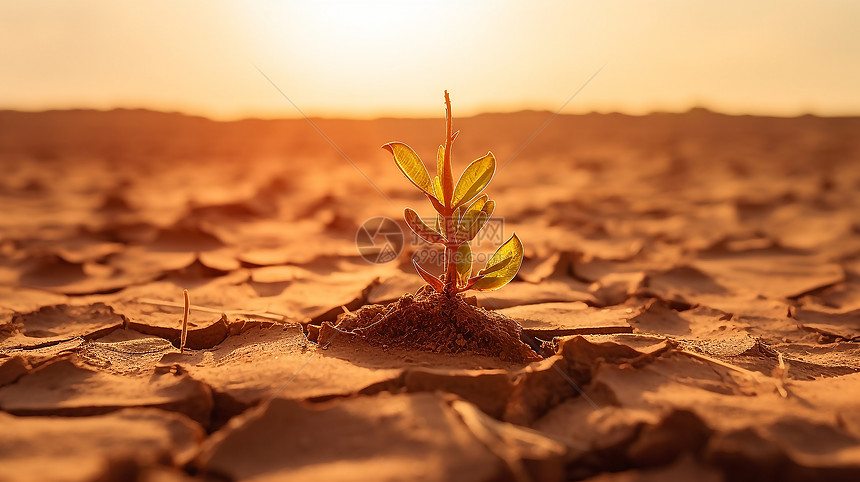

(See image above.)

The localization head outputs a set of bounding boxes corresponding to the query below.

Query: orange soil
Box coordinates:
[1,109,859,481]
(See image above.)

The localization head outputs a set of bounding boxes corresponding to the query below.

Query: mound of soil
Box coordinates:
[318,286,541,363]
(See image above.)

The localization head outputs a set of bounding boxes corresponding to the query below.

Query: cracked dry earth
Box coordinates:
[1,109,860,482]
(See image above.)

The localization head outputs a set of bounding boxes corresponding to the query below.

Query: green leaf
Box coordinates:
[404,208,445,244]
[452,152,495,207]
[427,191,446,215]
[462,194,488,219]
[479,256,511,276]
[455,194,489,243]
[453,205,463,224]
[436,145,444,177]
[455,211,488,243]
[471,234,523,291]
[454,195,491,243]
[413,259,444,292]
[383,142,433,196]
[455,242,472,287]
[434,145,449,205]
[481,199,495,218]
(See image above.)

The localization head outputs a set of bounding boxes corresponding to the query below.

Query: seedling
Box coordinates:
[383,91,523,295]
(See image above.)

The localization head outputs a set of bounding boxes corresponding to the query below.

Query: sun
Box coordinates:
[233,1,470,116]
[301,2,432,44]
[240,1,450,66]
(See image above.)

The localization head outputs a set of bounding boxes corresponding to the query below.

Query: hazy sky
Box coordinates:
[2,0,859,118]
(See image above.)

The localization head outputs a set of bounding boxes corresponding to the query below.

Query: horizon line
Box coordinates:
[3,105,859,122]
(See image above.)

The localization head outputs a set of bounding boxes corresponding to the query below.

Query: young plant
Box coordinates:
[383,91,523,295]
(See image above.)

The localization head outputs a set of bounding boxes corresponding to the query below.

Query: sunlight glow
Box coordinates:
[1,0,859,118]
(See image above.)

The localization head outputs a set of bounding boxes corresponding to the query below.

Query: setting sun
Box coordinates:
[1,0,859,118]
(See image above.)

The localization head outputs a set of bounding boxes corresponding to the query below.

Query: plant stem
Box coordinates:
[444,239,458,294]
[442,91,458,294]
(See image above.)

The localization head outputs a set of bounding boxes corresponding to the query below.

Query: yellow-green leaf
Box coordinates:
[436,145,444,177]
[413,259,444,292]
[383,142,433,196]
[479,256,511,276]
[433,176,443,201]
[471,234,523,291]
[455,195,492,243]
[455,211,488,243]
[427,191,447,214]
[404,208,445,244]
[462,194,488,219]
[455,242,472,287]
[435,145,449,205]
[481,199,495,218]
[453,205,463,224]
[452,152,495,207]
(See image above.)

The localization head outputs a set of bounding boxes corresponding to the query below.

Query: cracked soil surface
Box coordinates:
[1,109,860,481]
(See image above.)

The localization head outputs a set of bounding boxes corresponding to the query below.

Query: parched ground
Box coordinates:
[1,109,859,481]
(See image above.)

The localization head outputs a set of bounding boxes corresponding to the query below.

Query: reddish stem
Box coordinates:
[442,91,459,294]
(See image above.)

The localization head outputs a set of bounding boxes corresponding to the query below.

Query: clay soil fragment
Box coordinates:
[498,301,635,338]
[10,302,124,339]
[196,393,505,482]
[0,356,212,424]
[319,286,541,363]
[159,325,402,420]
[793,307,860,340]
[0,409,203,482]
